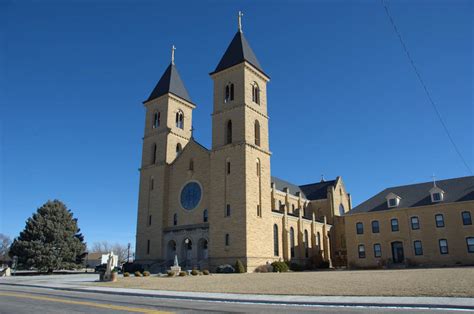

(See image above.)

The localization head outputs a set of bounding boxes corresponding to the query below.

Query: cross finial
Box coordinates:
[238,11,243,32]
[171,45,176,65]
[431,173,437,187]
[321,174,325,182]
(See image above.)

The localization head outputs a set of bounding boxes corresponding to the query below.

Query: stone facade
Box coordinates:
[134,24,351,272]
[345,177,474,268]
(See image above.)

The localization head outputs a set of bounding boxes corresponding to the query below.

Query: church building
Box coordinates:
[134,14,350,272]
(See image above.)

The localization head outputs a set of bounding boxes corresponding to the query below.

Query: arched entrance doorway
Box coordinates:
[391,241,404,263]
[197,238,208,261]
[182,238,193,266]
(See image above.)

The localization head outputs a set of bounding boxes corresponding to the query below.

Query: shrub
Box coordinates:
[235,260,245,273]
[123,272,130,277]
[271,261,289,272]
[167,271,175,277]
[202,270,210,275]
[143,271,150,277]
[134,271,142,277]
[191,269,199,276]
[179,271,187,277]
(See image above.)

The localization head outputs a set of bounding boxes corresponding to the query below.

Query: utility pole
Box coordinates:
[127,243,131,263]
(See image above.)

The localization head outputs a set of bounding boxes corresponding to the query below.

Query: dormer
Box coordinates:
[386,192,401,208]
[430,186,445,203]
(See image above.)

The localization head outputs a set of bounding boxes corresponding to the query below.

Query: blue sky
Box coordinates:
[1,1,472,249]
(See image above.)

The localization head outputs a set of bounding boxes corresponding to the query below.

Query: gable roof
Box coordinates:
[211,31,266,76]
[349,176,474,215]
[271,176,338,201]
[300,179,338,201]
[145,63,192,104]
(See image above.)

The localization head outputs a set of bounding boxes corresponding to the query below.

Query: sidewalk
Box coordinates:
[1,274,474,311]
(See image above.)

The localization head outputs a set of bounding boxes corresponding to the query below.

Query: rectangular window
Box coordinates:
[433,192,441,201]
[467,238,474,253]
[391,218,399,232]
[147,239,150,255]
[358,244,366,258]
[356,222,364,235]
[226,204,231,217]
[257,204,261,217]
[148,215,152,226]
[371,221,380,233]
[373,243,382,258]
[227,162,231,174]
[435,214,445,228]
[225,234,230,246]
[439,239,448,255]
[388,198,397,207]
[411,216,420,230]
[462,211,472,225]
[414,240,423,255]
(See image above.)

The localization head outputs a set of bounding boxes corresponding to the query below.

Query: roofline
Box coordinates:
[383,175,474,191]
[209,60,271,80]
[142,92,197,107]
[347,198,474,216]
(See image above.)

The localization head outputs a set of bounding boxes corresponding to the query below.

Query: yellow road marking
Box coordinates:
[0,292,173,313]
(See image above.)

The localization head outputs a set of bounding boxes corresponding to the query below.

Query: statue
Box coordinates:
[103,251,117,281]
[170,253,181,275]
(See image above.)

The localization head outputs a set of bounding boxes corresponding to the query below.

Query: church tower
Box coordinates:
[209,13,273,270]
[135,47,196,261]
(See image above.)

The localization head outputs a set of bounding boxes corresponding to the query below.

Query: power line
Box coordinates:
[380,0,473,175]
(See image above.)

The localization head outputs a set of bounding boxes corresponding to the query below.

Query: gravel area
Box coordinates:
[94,267,474,297]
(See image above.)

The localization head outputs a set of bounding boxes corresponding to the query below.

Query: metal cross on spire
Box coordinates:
[431,173,437,187]
[238,11,243,32]
[171,45,176,65]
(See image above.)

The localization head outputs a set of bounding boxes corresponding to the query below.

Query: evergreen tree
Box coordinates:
[9,200,86,272]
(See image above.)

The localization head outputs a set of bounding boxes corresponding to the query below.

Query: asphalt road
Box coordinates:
[0,285,472,314]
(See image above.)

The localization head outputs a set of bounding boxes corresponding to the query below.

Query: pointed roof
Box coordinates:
[145,63,193,104]
[211,31,267,77]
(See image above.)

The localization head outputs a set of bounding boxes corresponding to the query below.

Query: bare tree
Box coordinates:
[90,241,130,264]
[0,234,12,261]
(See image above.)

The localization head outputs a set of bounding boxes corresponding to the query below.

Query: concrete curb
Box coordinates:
[1,281,474,311]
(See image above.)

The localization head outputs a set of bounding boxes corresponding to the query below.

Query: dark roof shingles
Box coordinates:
[212,31,265,75]
[146,63,192,103]
[271,176,338,201]
[349,176,474,215]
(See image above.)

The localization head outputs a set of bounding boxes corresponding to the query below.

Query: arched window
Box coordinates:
[224,83,234,103]
[256,159,260,177]
[254,120,260,146]
[151,143,157,164]
[304,229,309,258]
[150,177,154,190]
[273,224,279,256]
[290,227,295,258]
[203,209,208,223]
[153,112,160,128]
[226,161,231,175]
[317,232,321,250]
[176,143,182,157]
[339,204,345,215]
[292,204,295,213]
[225,233,230,246]
[252,82,260,104]
[226,120,233,144]
[189,159,194,171]
[175,110,184,129]
[173,213,177,226]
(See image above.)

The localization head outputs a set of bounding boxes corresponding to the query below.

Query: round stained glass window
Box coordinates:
[180,182,202,210]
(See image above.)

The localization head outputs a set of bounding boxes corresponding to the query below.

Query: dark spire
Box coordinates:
[211,30,266,76]
[145,62,192,104]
